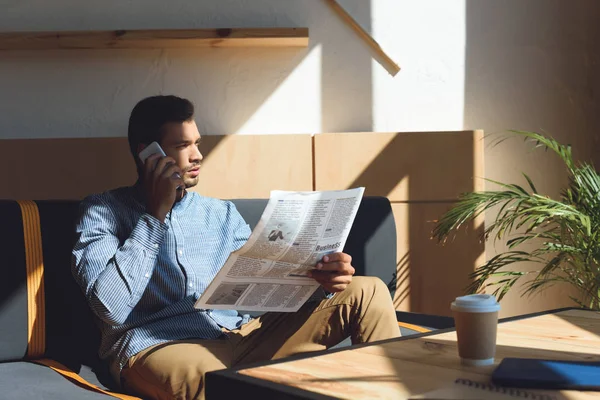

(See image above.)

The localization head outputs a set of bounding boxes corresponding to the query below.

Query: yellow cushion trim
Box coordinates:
[397,321,431,333]
[32,359,142,400]
[17,200,46,358]
[17,202,139,399]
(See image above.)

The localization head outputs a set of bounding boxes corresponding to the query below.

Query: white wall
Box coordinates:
[371,1,466,132]
[0,0,466,138]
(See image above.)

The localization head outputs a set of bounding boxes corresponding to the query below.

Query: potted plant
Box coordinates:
[432,131,600,309]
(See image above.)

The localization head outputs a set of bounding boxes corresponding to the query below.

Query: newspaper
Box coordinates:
[194,187,365,312]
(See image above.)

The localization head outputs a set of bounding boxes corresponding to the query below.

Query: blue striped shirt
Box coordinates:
[71,185,252,375]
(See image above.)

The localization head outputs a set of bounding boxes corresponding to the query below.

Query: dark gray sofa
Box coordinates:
[0,196,451,399]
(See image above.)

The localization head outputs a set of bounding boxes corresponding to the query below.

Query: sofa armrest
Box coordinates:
[396,311,455,331]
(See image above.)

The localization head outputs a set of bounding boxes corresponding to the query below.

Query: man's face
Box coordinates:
[159,120,203,189]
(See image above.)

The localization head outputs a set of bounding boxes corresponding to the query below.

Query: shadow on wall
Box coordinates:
[320,0,372,133]
[464,0,600,315]
[346,133,482,313]
[464,0,600,156]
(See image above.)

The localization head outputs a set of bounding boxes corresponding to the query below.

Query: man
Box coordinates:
[72,95,400,400]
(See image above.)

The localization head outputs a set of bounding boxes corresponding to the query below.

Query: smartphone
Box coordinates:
[138,141,167,164]
[138,141,183,187]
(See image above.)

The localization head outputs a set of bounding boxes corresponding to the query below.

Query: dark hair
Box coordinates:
[127,95,195,162]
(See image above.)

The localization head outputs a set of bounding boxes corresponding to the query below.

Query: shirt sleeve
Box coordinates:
[71,194,168,326]
[225,201,251,252]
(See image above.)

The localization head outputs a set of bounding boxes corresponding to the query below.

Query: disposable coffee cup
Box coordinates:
[451,294,501,366]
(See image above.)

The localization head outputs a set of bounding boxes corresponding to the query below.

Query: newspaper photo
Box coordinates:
[194,187,365,312]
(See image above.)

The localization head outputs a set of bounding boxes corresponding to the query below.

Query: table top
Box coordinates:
[207,308,600,399]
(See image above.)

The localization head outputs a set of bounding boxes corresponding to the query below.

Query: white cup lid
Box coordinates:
[451,294,500,313]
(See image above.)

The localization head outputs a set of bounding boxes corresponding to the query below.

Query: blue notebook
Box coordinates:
[492,358,600,391]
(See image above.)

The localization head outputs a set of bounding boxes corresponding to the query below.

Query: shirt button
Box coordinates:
[144,273,150,278]
[179,249,183,255]
[188,283,193,288]
[153,244,159,249]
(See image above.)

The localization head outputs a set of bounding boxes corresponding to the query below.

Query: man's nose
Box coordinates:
[192,146,203,162]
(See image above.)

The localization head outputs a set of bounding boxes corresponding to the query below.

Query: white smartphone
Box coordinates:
[138,141,167,164]
[138,141,183,186]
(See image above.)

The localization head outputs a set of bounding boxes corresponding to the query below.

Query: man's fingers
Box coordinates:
[326,284,349,292]
[314,261,355,275]
[151,157,169,179]
[310,270,353,284]
[153,157,178,179]
[307,267,353,293]
[145,153,161,166]
[161,163,183,181]
[321,252,352,264]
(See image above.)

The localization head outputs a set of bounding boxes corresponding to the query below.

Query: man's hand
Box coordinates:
[143,153,184,222]
[307,252,355,293]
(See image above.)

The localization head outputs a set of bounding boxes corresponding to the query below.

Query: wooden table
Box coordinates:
[206,308,600,399]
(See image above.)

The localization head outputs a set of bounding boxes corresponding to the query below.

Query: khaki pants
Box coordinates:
[120,277,399,400]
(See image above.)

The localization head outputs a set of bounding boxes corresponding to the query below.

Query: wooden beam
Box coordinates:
[0,28,309,50]
[325,0,400,76]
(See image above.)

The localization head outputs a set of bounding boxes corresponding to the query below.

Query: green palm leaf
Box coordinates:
[433,130,600,309]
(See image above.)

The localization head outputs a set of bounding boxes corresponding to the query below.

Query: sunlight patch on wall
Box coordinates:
[389,174,409,201]
[371,0,466,132]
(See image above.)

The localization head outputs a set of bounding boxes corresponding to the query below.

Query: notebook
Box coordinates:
[411,378,564,400]
[492,358,600,390]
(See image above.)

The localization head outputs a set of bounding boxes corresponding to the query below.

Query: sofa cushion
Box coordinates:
[0,200,112,383]
[343,196,397,294]
[0,362,111,400]
[0,201,29,362]
[35,201,103,371]
[229,199,267,229]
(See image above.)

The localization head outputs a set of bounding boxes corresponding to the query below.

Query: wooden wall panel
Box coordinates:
[392,202,485,316]
[0,134,313,200]
[192,134,313,199]
[314,130,486,315]
[314,131,483,201]
[0,137,135,200]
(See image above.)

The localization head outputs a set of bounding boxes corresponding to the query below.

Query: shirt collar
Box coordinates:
[172,189,193,212]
